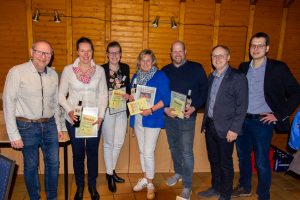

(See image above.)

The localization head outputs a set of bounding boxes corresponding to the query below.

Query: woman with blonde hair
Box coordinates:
[130,49,171,199]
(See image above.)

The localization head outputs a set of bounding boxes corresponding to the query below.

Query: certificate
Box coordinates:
[109,87,127,114]
[75,107,98,138]
[135,85,156,108]
[127,98,149,116]
[170,91,186,119]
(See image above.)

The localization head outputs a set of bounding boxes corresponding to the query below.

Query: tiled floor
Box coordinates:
[9,172,300,200]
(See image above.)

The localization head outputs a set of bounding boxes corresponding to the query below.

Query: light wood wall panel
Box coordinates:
[148,0,180,69]
[218,0,249,68]
[0,0,28,91]
[32,0,67,72]
[71,0,106,66]
[110,0,144,76]
[252,0,283,59]
[184,0,215,74]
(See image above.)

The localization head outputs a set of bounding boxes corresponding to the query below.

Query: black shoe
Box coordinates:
[106,173,116,192]
[231,185,252,198]
[197,187,220,198]
[74,186,84,200]
[113,170,125,183]
[88,186,100,200]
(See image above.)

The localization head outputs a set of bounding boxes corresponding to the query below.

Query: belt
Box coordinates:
[246,113,262,120]
[16,117,52,123]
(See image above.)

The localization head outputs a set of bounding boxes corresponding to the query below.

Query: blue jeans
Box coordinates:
[236,118,273,200]
[17,117,59,200]
[165,116,196,189]
[66,121,101,187]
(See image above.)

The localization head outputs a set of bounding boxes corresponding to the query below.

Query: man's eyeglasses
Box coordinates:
[250,44,266,49]
[33,49,53,58]
[108,51,121,56]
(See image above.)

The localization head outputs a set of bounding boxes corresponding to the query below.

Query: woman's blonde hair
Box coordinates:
[136,49,157,70]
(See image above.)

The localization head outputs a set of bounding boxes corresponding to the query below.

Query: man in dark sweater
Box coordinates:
[162,40,208,200]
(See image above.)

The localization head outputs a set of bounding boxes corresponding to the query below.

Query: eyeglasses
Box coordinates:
[250,44,266,49]
[211,54,227,60]
[33,49,53,58]
[108,51,121,56]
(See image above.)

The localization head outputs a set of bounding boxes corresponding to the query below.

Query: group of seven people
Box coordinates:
[3,32,300,200]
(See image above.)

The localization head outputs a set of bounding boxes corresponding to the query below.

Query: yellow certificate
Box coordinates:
[109,88,126,109]
[75,107,98,138]
[170,97,185,119]
[170,91,187,119]
[127,98,149,115]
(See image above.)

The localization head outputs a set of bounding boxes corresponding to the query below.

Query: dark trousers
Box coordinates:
[236,118,273,200]
[66,121,101,187]
[205,118,234,200]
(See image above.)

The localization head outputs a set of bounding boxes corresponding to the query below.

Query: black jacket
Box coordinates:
[239,58,300,131]
[202,67,248,138]
[102,62,130,94]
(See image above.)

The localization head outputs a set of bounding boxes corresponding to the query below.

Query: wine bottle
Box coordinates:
[131,78,137,94]
[121,75,127,86]
[185,89,192,111]
[73,99,83,127]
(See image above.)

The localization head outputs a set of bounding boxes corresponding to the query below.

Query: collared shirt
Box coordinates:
[247,57,272,114]
[58,63,108,123]
[208,66,229,118]
[2,60,61,141]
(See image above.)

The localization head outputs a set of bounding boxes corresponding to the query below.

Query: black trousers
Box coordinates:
[205,118,234,200]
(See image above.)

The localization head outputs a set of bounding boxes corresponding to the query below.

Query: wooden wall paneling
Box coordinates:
[244,3,256,61]
[143,0,149,49]
[105,0,111,58]
[217,0,249,68]
[277,7,288,60]
[277,0,295,61]
[71,0,106,65]
[148,0,180,69]
[0,0,28,93]
[110,0,144,78]
[32,0,68,71]
[184,0,215,75]
[65,0,73,66]
[212,2,221,51]
[252,0,283,59]
[282,0,300,81]
[26,0,33,56]
[178,0,186,41]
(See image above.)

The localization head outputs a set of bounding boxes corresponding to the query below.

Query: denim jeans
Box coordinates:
[66,121,101,187]
[205,118,234,200]
[236,118,273,200]
[17,117,59,200]
[165,116,196,189]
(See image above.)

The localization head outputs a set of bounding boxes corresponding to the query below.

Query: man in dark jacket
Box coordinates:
[198,45,248,200]
[232,32,300,200]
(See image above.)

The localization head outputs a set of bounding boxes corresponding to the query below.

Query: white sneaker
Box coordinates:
[166,173,182,186]
[176,188,192,200]
[147,183,155,199]
[133,178,148,191]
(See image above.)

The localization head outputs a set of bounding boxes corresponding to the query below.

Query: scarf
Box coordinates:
[136,66,157,85]
[72,57,96,84]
